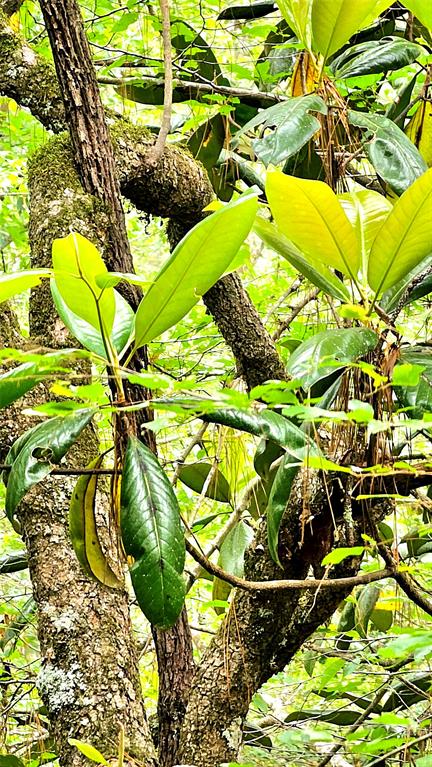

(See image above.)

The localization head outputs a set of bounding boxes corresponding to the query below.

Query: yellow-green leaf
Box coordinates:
[0,270,51,303]
[52,232,115,335]
[368,168,432,295]
[266,170,361,282]
[68,739,108,765]
[404,0,432,30]
[311,0,391,61]
[275,0,312,49]
[338,187,392,278]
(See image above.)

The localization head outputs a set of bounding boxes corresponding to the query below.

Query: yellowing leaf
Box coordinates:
[266,170,361,282]
[311,0,391,61]
[368,168,432,295]
[406,100,432,167]
[290,50,320,96]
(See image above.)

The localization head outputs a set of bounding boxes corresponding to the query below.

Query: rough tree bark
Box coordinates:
[0,6,387,767]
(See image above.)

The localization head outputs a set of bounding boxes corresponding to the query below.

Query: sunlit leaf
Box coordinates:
[133,192,258,347]
[0,269,51,303]
[52,232,115,335]
[212,520,254,611]
[368,168,432,295]
[266,170,361,282]
[311,0,391,61]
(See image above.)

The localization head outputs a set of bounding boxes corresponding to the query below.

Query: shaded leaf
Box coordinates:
[178,462,231,503]
[356,582,381,636]
[235,94,327,166]
[188,113,226,171]
[0,597,36,654]
[0,352,72,410]
[120,437,185,629]
[396,348,432,417]
[266,454,300,565]
[349,110,427,196]
[4,409,95,522]
[285,709,362,725]
[212,520,254,611]
[286,328,378,389]
[331,37,422,79]
[383,674,432,711]
[170,20,229,85]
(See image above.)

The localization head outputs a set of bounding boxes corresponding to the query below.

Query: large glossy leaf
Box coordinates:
[120,437,185,629]
[331,37,422,80]
[51,282,134,358]
[4,409,95,522]
[0,269,51,303]
[338,187,392,278]
[212,520,254,610]
[178,462,231,503]
[311,0,391,61]
[234,95,327,166]
[286,328,378,389]
[52,232,115,335]
[266,171,361,282]
[368,168,432,295]
[349,111,427,196]
[203,407,319,458]
[133,192,258,347]
[395,348,432,417]
[404,0,432,30]
[69,457,123,589]
[253,216,350,301]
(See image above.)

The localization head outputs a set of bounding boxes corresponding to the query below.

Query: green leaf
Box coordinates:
[338,187,392,279]
[355,582,380,636]
[0,269,51,303]
[370,607,393,632]
[187,113,226,171]
[337,600,356,632]
[52,232,115,335]
[254,438,285,480]
[212,520,254,611]
[368,168,432,295]
[276,0,312,49]
[383,674,432,712]
[202,407,319,458]
[0,596,36,654]
[120,437,185,629]
[379,254,432,312]
[285,709,362,725]
[234,95,327,166]
[68,739,108,765]
[0,757,25,767]
[133,192,258,347]
[4,409,95,521]
[404,0,432,30]
[266,170,361,282]
[349,110,427,196]
[178,462,232,503]
[266,454,300,565]
[311,0,392,61]
[69,457,124,590]
[286,328,378,389]
[331,37,422,79]
[170,20,229,85]
[0,352,72,410]
[51,282,134,359]
[253,215,350,302]
[394,349,432,417]
[321,546,365,565]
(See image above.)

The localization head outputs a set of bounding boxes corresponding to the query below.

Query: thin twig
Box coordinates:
[146,0,172,167]
[272,288,320,341]
[185,538,394,591]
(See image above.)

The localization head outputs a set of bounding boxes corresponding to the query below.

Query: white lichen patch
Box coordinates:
[222,717,242,752]
[37,661,84,712]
